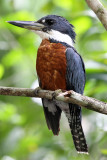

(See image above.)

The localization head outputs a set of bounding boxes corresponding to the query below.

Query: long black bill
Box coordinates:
[7,21,45,31]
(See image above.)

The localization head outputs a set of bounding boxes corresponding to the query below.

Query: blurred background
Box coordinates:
[0,0,107,160]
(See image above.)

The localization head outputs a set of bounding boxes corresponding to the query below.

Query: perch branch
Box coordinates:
[86,0,107,30]
[0,86,107,115]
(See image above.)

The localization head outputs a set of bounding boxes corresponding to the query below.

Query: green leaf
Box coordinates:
[101,149,107,155]
[0,64,4,79]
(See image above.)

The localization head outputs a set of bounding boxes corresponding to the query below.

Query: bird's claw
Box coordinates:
[35,87,41,95]
[52,89,62,100]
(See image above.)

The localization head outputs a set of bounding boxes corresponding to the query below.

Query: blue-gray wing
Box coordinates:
[65,47,88,153]
[66,47,85,94]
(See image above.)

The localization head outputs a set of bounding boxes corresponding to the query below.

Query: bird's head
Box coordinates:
[7,15,76,47]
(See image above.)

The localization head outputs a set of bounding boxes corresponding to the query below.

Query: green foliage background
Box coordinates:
[0,0,107,160]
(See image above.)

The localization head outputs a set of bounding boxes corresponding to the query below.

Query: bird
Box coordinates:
[7,15,88,154]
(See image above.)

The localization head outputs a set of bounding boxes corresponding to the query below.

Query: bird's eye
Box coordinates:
[45,19,54,25]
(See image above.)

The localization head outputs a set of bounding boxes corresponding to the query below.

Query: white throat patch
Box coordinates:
[34,29,73,47]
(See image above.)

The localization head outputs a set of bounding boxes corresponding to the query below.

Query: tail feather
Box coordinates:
[42,98,62,135]
[66,104,88,153]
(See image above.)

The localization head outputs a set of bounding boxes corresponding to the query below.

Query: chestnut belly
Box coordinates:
[36,39,67,91]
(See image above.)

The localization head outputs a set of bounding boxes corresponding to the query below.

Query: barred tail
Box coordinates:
[66,104,88,154]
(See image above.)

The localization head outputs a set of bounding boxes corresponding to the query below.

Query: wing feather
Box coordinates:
[65,47,88,153]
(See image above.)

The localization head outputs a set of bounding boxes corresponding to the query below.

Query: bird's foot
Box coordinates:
[35,87,41,95]
[52,89,62,101]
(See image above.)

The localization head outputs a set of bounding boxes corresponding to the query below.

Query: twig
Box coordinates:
[86,0,107,30]
[0,86,107,115]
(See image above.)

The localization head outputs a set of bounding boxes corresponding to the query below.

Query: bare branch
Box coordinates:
[86,0,107,30]
[0,86,107,115]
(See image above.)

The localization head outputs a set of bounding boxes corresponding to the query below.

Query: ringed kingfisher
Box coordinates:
[8,15,88,154]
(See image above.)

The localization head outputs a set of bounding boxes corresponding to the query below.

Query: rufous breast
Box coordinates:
[36,39,67,91]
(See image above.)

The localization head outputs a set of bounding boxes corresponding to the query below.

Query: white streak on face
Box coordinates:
[34,29,73,47]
